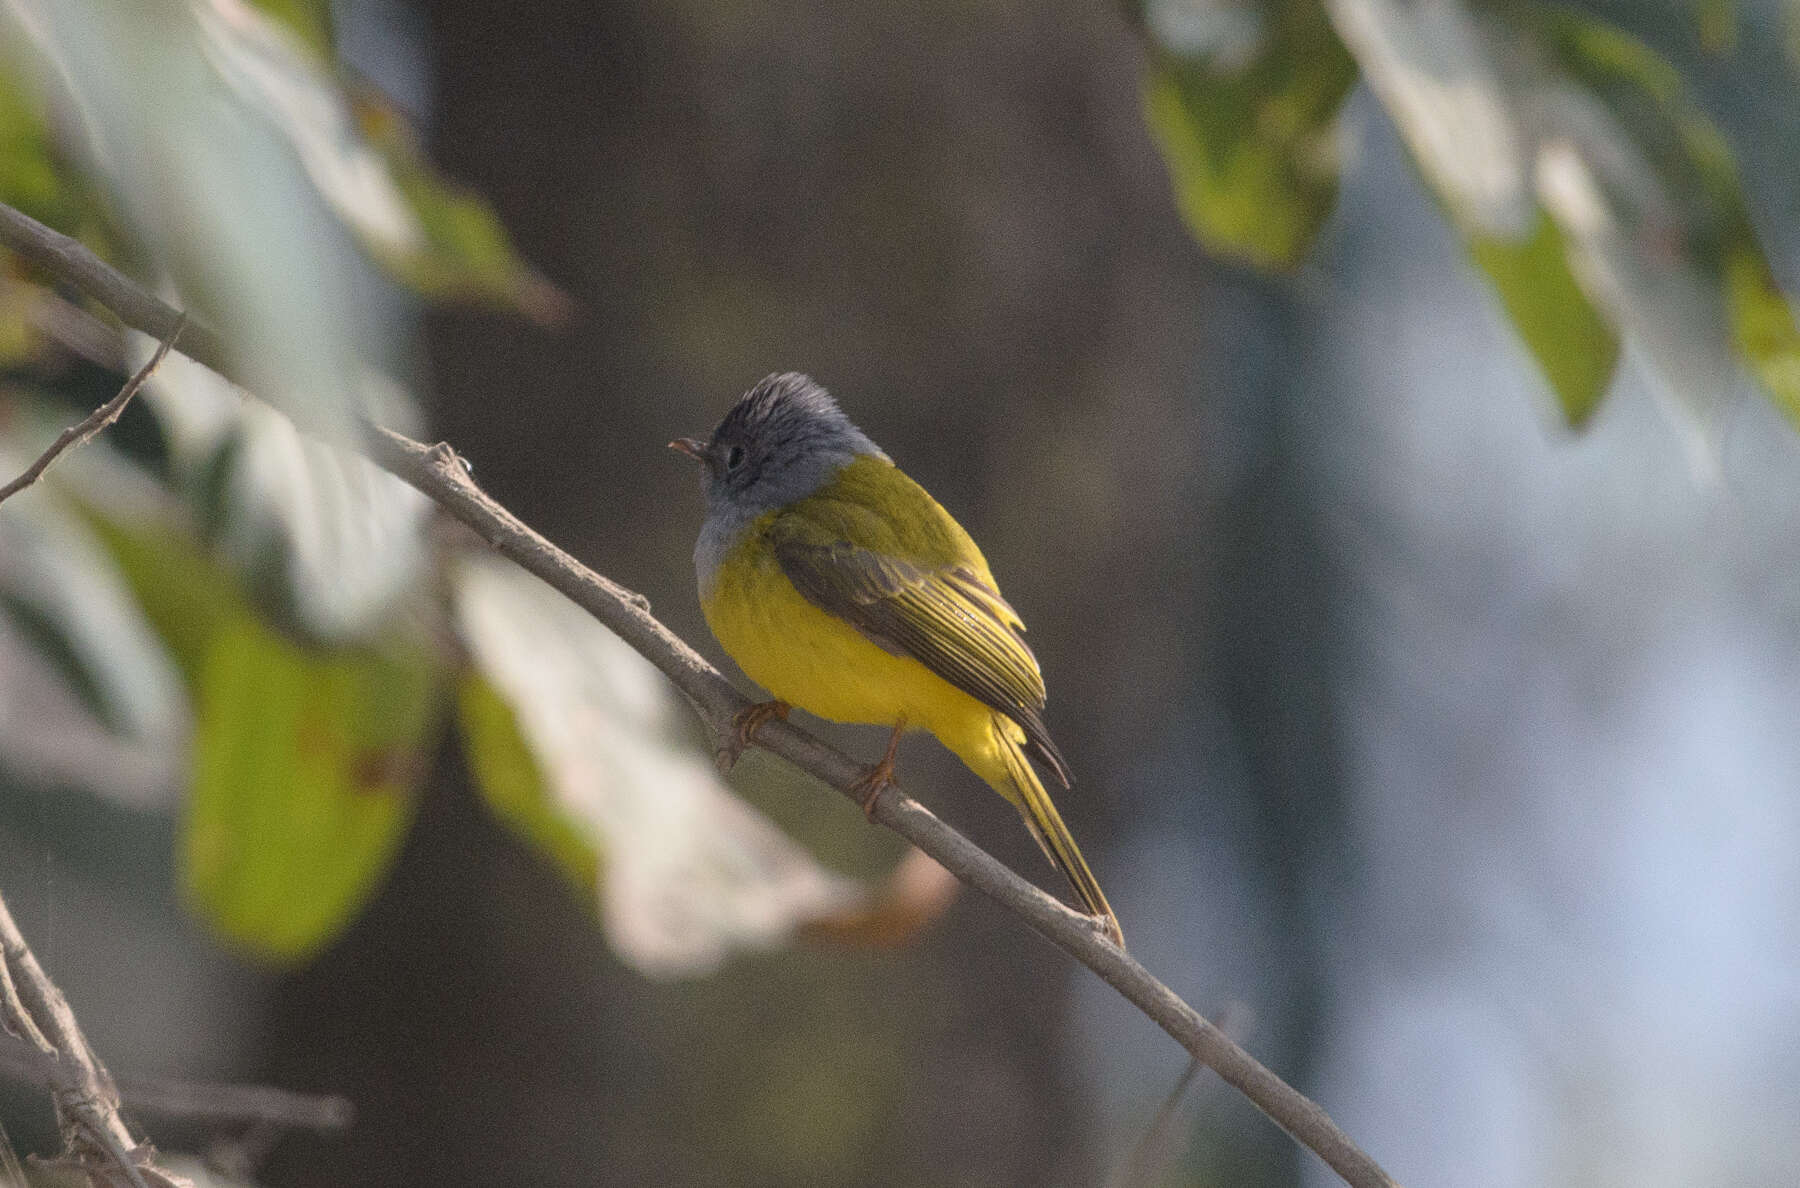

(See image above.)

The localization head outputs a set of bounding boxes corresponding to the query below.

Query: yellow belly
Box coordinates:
[701,523,997,760]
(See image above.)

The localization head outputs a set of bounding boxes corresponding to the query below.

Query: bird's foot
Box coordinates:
[851,717,907,820]
[716,700,790,772]
[850,759,898,821]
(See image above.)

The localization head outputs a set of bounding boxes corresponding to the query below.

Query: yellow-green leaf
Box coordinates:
[82,512,242,688]
[352,91,571,325]
[1534,4,1800,430]
[1726,248,1800,424]
[244,0,334,58]
[1469,215,1620,425]
[185,616,441,961]
[1141,0,1356,271]
[1328,0,1800,432]
[457,673,600,896]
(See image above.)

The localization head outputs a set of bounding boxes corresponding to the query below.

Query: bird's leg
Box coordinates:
[716,699,790,772]
[851,716,906,821]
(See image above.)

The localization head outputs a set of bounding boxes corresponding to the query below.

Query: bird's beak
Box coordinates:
[668,437,707,462]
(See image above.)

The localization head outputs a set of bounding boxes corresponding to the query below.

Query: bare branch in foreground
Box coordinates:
[0,316,182,507]
[0,1045,353,1132]
[0,199,1401,1188]
[0,890,174,1188]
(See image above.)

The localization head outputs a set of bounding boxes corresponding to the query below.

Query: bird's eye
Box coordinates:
[725,445,746,471]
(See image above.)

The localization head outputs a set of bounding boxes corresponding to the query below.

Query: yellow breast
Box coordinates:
[701,518,990,738]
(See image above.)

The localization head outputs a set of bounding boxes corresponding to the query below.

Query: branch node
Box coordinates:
[425,440,466,474]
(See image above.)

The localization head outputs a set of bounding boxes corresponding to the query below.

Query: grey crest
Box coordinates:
[689,372,887,591]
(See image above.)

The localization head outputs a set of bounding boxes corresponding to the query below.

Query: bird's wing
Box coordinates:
[771,530,1073,786]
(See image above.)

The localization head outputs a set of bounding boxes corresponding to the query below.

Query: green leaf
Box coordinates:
[244,0,334,58]
[0,70,66,230]
[1693,0,1738,55]
[1326,0,1800,432]
[72,439,445,954]
[1530,4,1800,430]
[1469,215,1620,425]
[457,674,600,896]
[185,615,441,962]
[351,91,571,324]
[0,63,116,282]
[1322,0,1622,422]
[1726,247,1800,422]
[1141,0,1357,270]
[82,510,242,688]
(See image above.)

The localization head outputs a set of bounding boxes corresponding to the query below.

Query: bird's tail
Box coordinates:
[990,715,1124,947]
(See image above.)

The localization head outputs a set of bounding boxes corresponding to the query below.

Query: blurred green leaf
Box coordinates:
[1325,0,1800,431]
[453,554,860,978]
[186,614,440,962]
[1141,0,1356,270]
[245,0,334,58]
[1323,0,1623,423]
[136,352,431,644]
[1469,216,1619,425]
[1532,5,1800,430]
[0,64,117,288]
[6,0,397,446]
[458,673,600,895]
[0,70,67,231]
[84,497,441,959]
[83,507,241,688]
[1693,0,1737,55]
[0,445,185,746]
[351,90,571,324]
[1726,249,1800,422]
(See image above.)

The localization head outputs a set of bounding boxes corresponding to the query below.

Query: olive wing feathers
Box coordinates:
[771,533,1074,788]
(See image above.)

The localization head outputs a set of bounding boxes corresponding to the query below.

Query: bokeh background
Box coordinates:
[3,0,1800,1186]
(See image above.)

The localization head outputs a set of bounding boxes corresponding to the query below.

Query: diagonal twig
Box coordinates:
[0,891,170,1188]
[0,315,183,507]
[0,1043,353,1133]
[0,198,1401,1188]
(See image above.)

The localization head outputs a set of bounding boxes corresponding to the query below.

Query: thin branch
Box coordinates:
[0,1044,352,1132]
[0,205,228,377]
[0,199,1402,1188]
[0,890,171,1188]
[0,315,182,506]
[114,1072,352,1133]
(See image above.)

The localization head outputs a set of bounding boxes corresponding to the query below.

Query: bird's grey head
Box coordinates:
[671,372,886,518]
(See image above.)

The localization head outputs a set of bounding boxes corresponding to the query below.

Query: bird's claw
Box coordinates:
[849,758,898,821]
[716,700,790,772]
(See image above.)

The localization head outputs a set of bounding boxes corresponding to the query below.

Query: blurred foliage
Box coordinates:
[242,0,570,324]
[185,614,439,960]
[352,88,573,326]
[0,0,855,975]
[1141,0,1800,430]
[1140,0,1356,270]
[1467,215,1619,424]
[458,673,601,897]
[453,555,863,977]
[1532,5,1800,424]
[251,0,335,57]
[0,72,75,241]
[90,510,440,959]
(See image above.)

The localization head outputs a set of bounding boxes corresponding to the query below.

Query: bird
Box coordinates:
[670,372,1122,946]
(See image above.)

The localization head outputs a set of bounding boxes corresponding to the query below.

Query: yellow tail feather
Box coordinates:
[992,716,1124,947]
